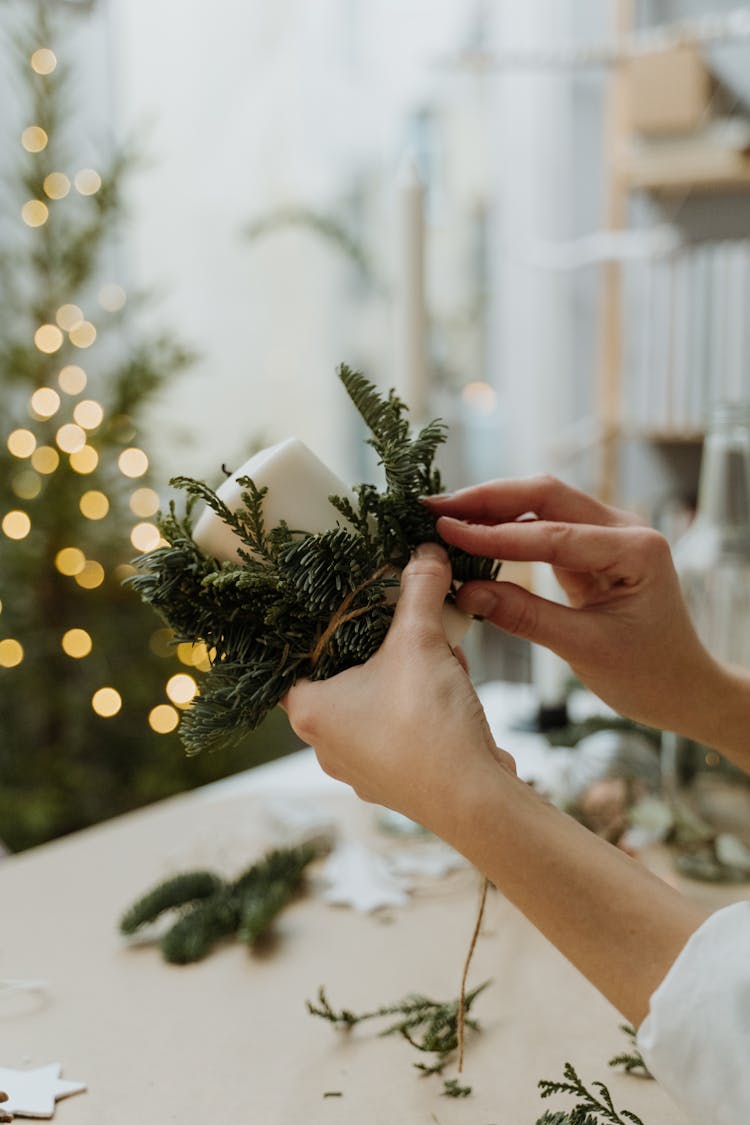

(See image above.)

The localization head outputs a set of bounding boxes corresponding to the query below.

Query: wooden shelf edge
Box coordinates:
[622,157,750,195]
[623,427,705,444]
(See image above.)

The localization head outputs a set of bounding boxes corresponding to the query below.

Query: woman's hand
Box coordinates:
[286,529,706,1031]
[425,475,722,737]
[281,543,514,836]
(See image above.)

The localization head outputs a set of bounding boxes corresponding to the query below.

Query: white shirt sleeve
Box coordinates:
[637,901,750,1125]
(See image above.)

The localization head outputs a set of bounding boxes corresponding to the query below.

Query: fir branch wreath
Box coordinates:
[130,364,500,755]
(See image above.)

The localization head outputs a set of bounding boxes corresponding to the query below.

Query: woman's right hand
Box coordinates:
[424,475,723,739]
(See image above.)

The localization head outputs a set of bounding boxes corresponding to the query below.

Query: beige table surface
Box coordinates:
[0,748,744,1125]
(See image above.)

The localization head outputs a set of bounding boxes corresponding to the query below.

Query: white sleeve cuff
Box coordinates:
[637,901,750,1125]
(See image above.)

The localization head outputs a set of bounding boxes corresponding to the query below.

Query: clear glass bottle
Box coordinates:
[661,403,750,855]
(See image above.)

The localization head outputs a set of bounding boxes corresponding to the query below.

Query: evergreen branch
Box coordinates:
[537,1063,645,1125]
[608,1025,653,1079]
[119,871,224,934]
[160,887,240,964]
[442,1078,472,1098]
[307,981,489,1083]
[536,1113,599,1125]
[118,842,324,964]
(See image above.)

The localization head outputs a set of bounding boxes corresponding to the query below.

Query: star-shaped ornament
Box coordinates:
[0,1064,86,1119]
[320,842,410,912]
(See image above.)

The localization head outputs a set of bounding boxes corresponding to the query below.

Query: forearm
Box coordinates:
[428,762,706,1027]
[673,657,750,769]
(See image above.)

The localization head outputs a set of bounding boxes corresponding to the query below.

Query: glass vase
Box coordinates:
[661,403,750,874]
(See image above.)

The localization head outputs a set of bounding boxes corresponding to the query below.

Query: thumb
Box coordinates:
[388,542,452,644]
[457,580,584,658]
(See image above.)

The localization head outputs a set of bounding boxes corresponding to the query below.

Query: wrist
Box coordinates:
[679,657,750,765]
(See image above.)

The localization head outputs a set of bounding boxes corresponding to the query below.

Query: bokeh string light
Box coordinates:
[2,28,190,786]
[30,47,57,75]
[61,628,92,659]
[58,364,87,394]
[91,687,121,718]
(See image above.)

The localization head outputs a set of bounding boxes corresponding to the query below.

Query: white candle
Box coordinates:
[395,158,428,421]
[191,436,471,647]
[192,438,355,563]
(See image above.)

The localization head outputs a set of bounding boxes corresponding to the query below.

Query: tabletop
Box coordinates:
[0,741,745,1124]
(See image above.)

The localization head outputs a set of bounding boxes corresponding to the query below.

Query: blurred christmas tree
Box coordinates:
[0,1,298,852]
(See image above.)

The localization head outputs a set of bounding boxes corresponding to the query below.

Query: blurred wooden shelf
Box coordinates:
[623,154,750,195]
[625,427,705,445]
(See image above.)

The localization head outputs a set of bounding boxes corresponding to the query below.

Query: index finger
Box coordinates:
[423,475,639,529]
[437,516,651,576]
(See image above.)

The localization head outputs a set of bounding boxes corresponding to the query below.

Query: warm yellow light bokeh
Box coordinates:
[21,126,48,153]
[30,387,61,418]
[44,172,70,199]
[56,423,86,453]
[56,304,83,331]
[55,547,86,576]
[149,704,179,733]
[462,381,497,415]
[150,628,175,658]
[118,448,149,479]
[7,429,37,458]
[75,169,102,196]
[34,324,63,354]
[58,364,87,395]
[0,639,24,668]
[130,522,160,552]
[22,200,48,227]
[98,283,127,312]
[62,628,92,658]
[31,445,60,474]
[166,672,198,707]
[113,563,137,583]
[69,445,98,474]
[129,487,160,518]
[73,399,103,430]
[2,511,31,540]
[12,471,41,500]
[69,321,96,349]
[75,560,105,589]
[79,490,109,520]
[92,687,122,717]
[176,640,212,671]
[31,48,57,75]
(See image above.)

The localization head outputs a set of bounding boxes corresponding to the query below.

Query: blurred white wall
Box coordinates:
[107,0,479,486]
[486,0,613,489]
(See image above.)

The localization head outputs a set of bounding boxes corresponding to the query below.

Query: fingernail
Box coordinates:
[413,541,445,560]
[462,588,498,617]
[420,493,453,504]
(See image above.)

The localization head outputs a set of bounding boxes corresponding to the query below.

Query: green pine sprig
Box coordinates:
[307,980,489,1092]
[608,1025,653,1079]
[129,364,500,754]
[537,1062,646,1125]
[119,841,324,963]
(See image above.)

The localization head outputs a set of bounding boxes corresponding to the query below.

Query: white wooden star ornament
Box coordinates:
[0,1064,86,1119]
[319,842,410,912]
